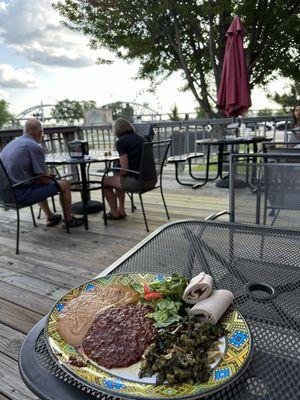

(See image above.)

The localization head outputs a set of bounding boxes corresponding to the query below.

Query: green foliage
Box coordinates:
[195,107,207,119]
[0,100,13,127]
[273,108,288,116]
[257,108,273,117]
[81,100,97,111]
[168,104,181,121]
[269,81,300,112]
[53,1,300,116]
[102,101,134,121]
[51,99,97,123]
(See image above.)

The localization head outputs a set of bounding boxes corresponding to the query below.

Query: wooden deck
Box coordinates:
[0,172,228,400]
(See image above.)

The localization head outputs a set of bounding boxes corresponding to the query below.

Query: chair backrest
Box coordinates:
[42,135,64,154]
[139,140,171,182]
[229,152,300,230]
[263,141,300,152]
[132,123,155,142]
[0,159,17,207]
[169,129,208,157]
[263,141,300,162]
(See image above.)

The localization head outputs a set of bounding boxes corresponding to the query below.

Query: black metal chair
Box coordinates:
[101,140,171,231]
[0,159,68,254]
[132,123,155,142]
[206,151,300,231]
[37,138,80,219]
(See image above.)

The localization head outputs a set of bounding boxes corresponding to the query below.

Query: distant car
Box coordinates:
[257,122,273,131]
[226,122,239,130]
[276,121,293,131]
[226,121,273,132]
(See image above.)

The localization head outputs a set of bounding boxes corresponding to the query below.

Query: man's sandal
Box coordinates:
[63,216,84,228]
[46,214,62,227]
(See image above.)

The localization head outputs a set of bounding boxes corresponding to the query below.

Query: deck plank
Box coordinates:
[0,180,228,399]
[0,353,38,400]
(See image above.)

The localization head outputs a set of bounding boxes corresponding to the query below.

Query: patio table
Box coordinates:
[195,136,271,189]
[19,220,300,399]
[46,151,119,229]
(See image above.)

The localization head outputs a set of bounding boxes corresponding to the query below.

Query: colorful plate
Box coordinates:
[46,273,253,399]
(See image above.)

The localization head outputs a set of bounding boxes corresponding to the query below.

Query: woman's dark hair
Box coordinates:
[292,102,300,127]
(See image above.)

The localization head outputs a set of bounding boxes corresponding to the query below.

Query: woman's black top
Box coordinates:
[116,133,145,178]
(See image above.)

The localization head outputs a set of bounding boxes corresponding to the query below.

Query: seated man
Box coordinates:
[0,118,83,228]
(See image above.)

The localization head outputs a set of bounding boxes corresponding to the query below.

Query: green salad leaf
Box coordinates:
[149,274,188,301]
[147,298,183,328]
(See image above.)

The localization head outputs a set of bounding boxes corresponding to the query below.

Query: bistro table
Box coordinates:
[195,136,272,189]
[19,220,300,399]
[46,151,119,229]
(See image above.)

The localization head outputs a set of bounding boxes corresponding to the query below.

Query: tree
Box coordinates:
[195,106,206,119]
[51,99,97,123]
[169,104,181,121]
[268,81,300,112]
[53,1,300,117]
[102,102,134,121]
[0,100,13,127]
[81,100,97,111]
[51,99,83,123]
[257,108,273,117]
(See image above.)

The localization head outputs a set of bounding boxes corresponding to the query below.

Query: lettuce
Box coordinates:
[149,274,188,301]
[147,299,182,328]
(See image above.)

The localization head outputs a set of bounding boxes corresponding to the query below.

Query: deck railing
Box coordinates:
[0,115,293,154]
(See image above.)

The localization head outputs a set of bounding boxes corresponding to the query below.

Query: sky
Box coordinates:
[0,0,285,117]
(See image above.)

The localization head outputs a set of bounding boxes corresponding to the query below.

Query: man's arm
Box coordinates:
[29,143,52,184]
[34,174,52,184]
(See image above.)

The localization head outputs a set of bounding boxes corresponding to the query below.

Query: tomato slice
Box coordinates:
[145,292,164,301]
[144,283,150,294]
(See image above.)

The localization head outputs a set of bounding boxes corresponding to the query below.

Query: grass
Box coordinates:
[192,163,218,172]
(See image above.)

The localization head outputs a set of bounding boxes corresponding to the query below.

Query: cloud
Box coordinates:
[0,64,38,89]
[0,89,9,100]
[0,0,95,69]
[26,49,93,68]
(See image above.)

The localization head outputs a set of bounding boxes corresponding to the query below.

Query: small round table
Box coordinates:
[46,151,119,228]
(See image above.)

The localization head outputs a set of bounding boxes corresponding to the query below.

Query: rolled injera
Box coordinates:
[183,272,213,304]
[188,289,234,324]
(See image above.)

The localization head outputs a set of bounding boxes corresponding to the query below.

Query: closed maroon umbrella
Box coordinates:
[217,16,251,117]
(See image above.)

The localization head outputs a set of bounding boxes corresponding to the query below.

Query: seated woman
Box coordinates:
[288,102,300,147]
[103,118,157,220]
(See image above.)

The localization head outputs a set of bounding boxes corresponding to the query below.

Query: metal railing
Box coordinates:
[0,115,293,154]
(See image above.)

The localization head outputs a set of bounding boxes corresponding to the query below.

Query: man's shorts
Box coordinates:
[15,182,59,205]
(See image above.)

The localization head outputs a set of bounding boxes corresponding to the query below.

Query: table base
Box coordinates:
[72,200,103,214]
[215,176,247,189]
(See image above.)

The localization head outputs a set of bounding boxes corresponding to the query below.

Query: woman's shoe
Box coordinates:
[104,212,123,220]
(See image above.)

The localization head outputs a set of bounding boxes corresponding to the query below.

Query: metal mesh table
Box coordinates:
[19,220,300,399]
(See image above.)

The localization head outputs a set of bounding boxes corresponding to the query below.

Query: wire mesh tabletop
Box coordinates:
[19,220,300,399]
[45,150,119,165]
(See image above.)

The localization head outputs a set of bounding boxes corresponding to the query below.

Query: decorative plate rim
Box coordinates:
[45,273,253,400]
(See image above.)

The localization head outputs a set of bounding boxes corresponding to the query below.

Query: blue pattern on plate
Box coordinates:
[155,274,165,282]
[56,303,64,312]
[85,283,95,291]
[229,331,249,348]
[215,368,231,380]
[103,378,126,390]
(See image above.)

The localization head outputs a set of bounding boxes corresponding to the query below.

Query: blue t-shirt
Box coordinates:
[0,135,46,185]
